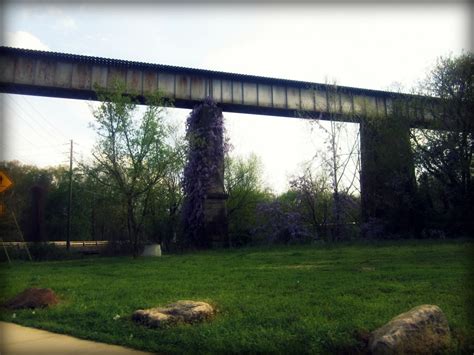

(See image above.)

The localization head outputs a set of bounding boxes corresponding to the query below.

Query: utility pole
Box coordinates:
[67,139,73,251]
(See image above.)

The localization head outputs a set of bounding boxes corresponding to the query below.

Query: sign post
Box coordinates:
[0,171,13,217]
[0,170,13,216]
[0,170,16,262]
[0,171,13,193]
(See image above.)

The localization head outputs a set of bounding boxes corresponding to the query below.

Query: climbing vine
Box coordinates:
[181,97,226,247]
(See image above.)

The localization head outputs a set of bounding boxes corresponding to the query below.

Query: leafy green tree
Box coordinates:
[224,154,272,246]
[411,53,473,235]
[225,154,265,216]
[86,82,178,257]
[145,127,186,251]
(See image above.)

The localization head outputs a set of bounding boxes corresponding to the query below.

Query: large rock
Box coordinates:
[132,300,214,328]
[3,287,59,309]
[369,304,451,354]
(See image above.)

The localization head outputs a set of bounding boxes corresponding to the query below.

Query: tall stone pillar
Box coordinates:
[199,105,228,248]
[359,114,417,237]
[182,99,228,248]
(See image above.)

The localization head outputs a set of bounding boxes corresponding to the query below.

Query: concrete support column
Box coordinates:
[204,193,228,248]
[360,115,417,237]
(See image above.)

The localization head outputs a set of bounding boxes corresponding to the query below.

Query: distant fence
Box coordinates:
[0,241,109,253]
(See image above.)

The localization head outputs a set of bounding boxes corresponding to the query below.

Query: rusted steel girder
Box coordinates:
[0,46,436,127]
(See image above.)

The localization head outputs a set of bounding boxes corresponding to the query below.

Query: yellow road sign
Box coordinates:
[0,171,13,193]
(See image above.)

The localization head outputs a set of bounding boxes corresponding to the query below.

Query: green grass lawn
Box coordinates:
[1,240,473,354]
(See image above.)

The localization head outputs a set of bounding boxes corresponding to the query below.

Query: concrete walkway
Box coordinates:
[0,322,153,355]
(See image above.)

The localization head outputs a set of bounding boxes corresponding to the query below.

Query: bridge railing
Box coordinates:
[0,240,109,251]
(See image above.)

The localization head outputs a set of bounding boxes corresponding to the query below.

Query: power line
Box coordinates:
[4,124,70,160]
[8,130,40,149]
[13,143,66,153]
[3,134,69,166]
[6,93,95,162]
[6,104,64,145]
[18,95,70,140]
[9,90,77,138]
[7,96,66,145]
[13,151,61,158]
[5,105,50,143]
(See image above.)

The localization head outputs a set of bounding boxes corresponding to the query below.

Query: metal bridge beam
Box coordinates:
[0,46,434,126]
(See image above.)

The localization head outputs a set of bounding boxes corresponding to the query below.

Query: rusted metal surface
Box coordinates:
[0,46,436,126]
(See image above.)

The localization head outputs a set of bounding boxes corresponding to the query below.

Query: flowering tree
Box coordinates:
[289,167,331,239]
[254,200,311,244]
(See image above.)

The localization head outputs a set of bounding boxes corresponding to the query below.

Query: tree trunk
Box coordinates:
[126,197,140,258]
[333,191,341,241]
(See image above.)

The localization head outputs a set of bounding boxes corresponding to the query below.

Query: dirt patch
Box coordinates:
[3,287,59,309]
[280,264,326,270]
[256,261,333,270]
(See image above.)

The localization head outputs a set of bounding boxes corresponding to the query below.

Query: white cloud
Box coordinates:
[3,31,50,51]
[46,6,77,31]
[57,17,77,31]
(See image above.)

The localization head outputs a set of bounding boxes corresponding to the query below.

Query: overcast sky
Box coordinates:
[0,2,471,193]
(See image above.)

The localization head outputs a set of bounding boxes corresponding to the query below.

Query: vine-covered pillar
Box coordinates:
[199,104,229,248]
[359,112,417,237]
[182,98,228,248]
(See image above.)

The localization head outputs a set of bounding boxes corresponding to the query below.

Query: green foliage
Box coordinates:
[86,81,182,256]
[89,81,174,195]
[0,240,472,353]
[0,161,94,242]
[288,166,360,241]
[144,135,186,251]
[411,53,473,236]
[224,154,272,246]
[288,169,332,238]
[1,83,186,256]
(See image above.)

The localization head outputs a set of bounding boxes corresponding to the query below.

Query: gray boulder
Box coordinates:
[369,304,451,354]
[132,300,214,328]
